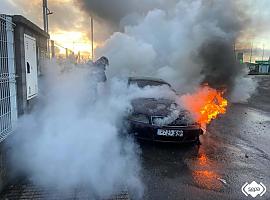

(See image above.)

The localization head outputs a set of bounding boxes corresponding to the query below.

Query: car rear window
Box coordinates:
[129,79,170,88]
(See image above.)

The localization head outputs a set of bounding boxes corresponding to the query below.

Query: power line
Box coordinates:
[250,42,253,63]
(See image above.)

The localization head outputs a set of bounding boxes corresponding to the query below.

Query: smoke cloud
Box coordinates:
[9,60,179,198]
[7,0,260,198]
[76,0,178,26]
[92,0,256,101]
[9,61,148,198]
[198,37,240,89]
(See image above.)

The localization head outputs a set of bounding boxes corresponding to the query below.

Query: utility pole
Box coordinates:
[50,40,55,58]
[43,0,48,33]
[78,51,81,63]
[43,0,53,57]
[233,41,236,61]
[65,48,68,59]
[91,17,94,61]
[43,0,53,33]
[262,44,265,61]
[250,42,253,63]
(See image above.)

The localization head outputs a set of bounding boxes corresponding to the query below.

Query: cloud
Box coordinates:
[2,0,270,51]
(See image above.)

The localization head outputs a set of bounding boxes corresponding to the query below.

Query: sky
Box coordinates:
[0,0,270,61]
[0,0,103,55]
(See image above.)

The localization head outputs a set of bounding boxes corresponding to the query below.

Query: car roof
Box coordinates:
[128,76,174,91]
[128,77,168,84]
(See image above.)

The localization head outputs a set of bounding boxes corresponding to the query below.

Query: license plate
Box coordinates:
[157,129,184,137]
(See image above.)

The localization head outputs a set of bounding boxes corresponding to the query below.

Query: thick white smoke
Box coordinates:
[9,60,178,198]
[230,76,258,103]
[96,3,206,92]
[95,0,257,101]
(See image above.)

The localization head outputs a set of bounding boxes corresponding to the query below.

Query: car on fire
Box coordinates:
[127,77,203,144]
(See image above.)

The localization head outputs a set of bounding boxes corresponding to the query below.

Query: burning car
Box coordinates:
[127,77,203,144]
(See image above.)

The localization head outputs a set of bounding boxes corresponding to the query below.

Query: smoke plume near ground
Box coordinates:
[9,59,180,198]
[8,60,162,198]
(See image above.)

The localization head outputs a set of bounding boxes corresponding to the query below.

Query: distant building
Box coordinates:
[245,60,270,75]
[255,60,270,74]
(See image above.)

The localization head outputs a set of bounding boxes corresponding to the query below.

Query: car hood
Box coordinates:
[131,98,179,116]
[131,98,197,126]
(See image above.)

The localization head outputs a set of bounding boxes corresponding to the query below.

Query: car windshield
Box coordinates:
[129,79,171,88]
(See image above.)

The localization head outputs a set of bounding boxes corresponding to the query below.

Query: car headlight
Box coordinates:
[129,114,149,124]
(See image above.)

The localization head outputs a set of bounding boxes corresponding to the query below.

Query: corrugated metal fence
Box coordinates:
[0,15,17,142]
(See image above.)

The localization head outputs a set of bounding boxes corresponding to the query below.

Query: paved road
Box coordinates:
[1,185,130,200]
[140,75,270,200]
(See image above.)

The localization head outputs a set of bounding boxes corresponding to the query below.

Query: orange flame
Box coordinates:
[180,85,228,126]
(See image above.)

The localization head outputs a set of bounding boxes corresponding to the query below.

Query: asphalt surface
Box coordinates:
[139,75,270,200]
[1,184,130,200]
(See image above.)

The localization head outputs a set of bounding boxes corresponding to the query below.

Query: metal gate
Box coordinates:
[0,15,17,142]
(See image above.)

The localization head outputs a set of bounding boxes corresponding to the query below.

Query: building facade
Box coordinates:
[13,15,49,115]
[0,14,49,191]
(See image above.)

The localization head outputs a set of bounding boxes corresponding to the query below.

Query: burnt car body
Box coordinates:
[127,77,203,144]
